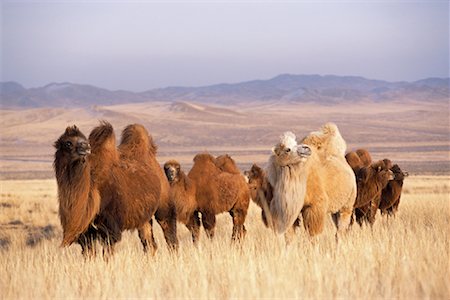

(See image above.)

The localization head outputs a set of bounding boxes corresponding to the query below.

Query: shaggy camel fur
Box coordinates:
[245,164,302,229]
[120,125,179,250]
[353,160,394,225]
[215,154,241,175]
[188,153,250,241]
[163,160,200,243]
[379,164,408,216]
[299,124,357,236]
[345,148,372,173]
[266,132,312,236]
[54,122,162,256]
[356,149,372,167]
[266,124,357,242]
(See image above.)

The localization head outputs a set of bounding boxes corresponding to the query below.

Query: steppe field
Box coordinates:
[0,100,449,298]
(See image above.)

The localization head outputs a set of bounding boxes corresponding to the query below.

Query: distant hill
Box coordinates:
[1,74,448,108]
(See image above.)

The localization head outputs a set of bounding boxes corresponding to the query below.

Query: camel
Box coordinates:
[135,135,179,251]
[266,124,357,242]
[54,122,161,256]
[188,153,250,241]
[379,164,409,216]
[163,160,200,243]
[353,160,394,225]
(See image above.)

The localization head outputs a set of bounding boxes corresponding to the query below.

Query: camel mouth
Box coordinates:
[297,144,312,158]
[77,147,91,156]
[164,169,176,182]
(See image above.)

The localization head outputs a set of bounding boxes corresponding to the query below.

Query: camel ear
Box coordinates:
[272,145,281,156]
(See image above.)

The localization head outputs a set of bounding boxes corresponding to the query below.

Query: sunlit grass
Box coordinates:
[0,177,449,299]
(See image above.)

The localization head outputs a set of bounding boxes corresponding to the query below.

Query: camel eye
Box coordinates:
[65,141,73,148]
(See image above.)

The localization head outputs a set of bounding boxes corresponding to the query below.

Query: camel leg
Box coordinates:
[155,205,179,252]
[333,206,353,243]
[230,208,247,242]
[99,227,120,261]
[301,204,326,237]
[201,211,216,239]
[367,197,381,225]
[390,197,401,216]
[354,207,367,226]
[138,219,158,255]
[186,211,201,244]
[335,207,353,233]
[284,218,301,244]
[95,214,121,260]
[78,226,98,258]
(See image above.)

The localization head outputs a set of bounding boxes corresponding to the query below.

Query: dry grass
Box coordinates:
[0,177,449,299]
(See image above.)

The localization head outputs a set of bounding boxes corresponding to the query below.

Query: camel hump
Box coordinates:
[120,124,149,146]
[321,122,339,136]
[89,121,116,151]
[301,122,346,157]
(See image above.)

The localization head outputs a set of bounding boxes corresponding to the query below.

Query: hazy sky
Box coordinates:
[1,1,449,91]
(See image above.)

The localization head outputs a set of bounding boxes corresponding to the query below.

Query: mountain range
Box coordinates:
[1,74,448,108]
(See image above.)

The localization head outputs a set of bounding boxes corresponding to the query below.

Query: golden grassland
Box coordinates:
[0,177,449,299]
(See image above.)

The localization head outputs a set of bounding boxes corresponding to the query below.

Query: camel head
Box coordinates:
[391,164,409,181]
[272,131,312,167]
[382,158,393,170]
[357,160,394,187]
[164,160,181,183]
[54,125,91,164]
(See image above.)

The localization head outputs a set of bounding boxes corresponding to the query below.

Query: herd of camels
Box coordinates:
[53,121,408,257]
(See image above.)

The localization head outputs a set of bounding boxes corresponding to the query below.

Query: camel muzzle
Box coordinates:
[76,142,91,156]
[297,144,312,158]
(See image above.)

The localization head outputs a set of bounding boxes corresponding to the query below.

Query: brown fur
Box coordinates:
[345,148,372,173]
[353,160,393,225]
[356,149,372,167]
[163,160,200,243]
[379,164,408,216]
[53,126,101,247]
[120,124,178,250]
[215,154,242,174]
[54,122,162,256]
[188,153,250,241]
[245,164,274,227]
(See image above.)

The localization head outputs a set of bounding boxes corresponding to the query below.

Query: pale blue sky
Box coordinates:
[1,1,449,91]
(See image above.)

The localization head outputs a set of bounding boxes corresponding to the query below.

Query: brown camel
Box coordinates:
[164,160,200,244]
[379,164,409,216]
[353,160,394,225]
[54,122,161,256]
[188,153,250,241]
